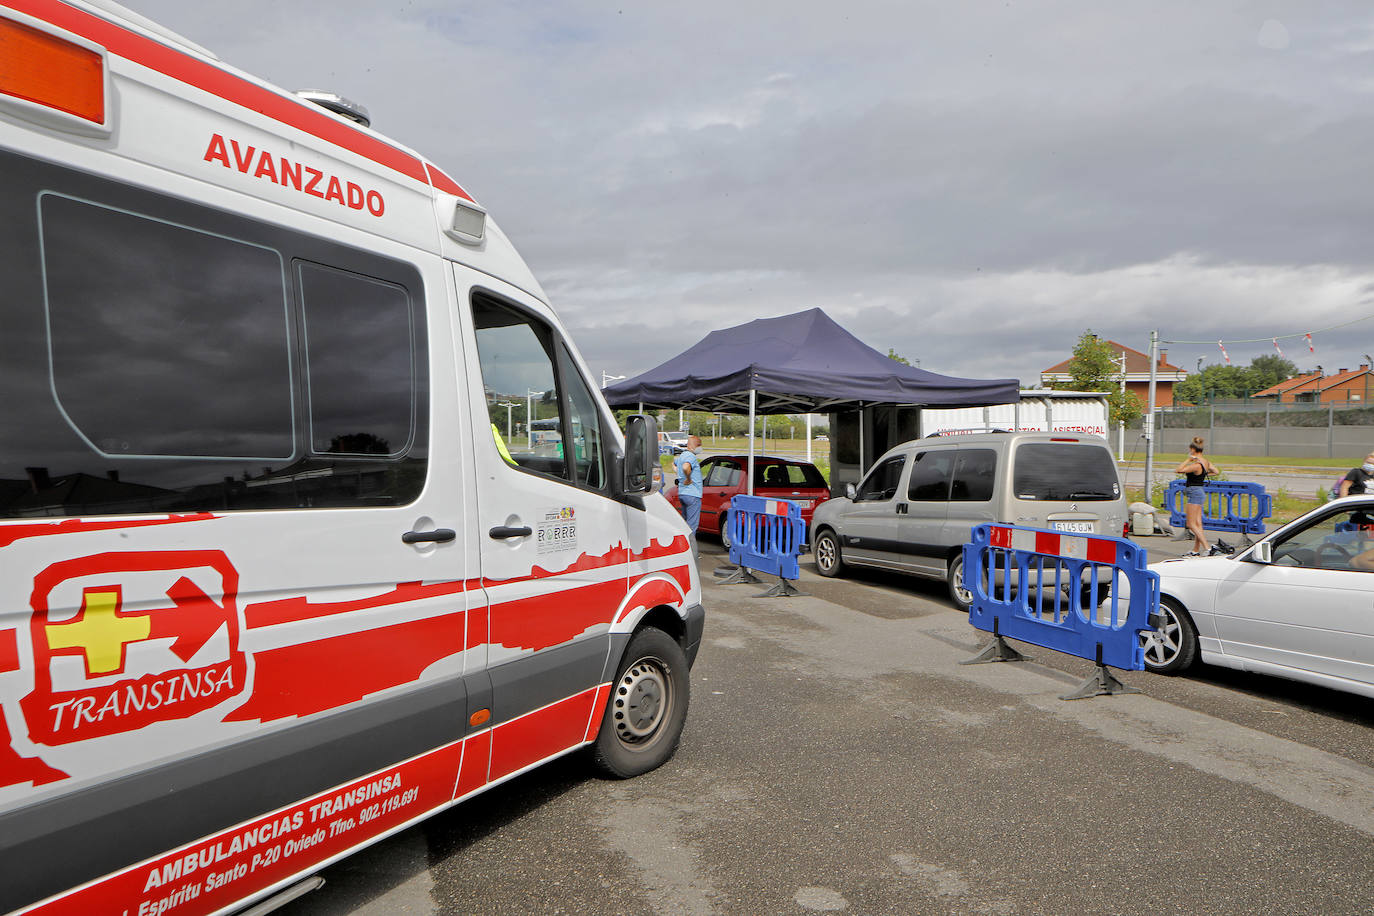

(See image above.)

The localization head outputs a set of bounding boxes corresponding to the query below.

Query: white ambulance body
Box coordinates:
[0,2,702,913]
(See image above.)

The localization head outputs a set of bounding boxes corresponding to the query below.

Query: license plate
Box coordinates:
[1052,521,1093,533]
[795,499,814,508]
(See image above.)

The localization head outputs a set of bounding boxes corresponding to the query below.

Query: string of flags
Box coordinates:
[1212,332,1316,366]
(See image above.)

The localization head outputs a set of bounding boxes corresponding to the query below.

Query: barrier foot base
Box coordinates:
[716,566,763,585]
[712,565,741,578]
[756,577,803,598]
[1059,664,1142,701]
[959,635,1030,665]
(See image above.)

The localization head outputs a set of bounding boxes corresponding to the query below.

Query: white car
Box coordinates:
[1142,496,1374,699]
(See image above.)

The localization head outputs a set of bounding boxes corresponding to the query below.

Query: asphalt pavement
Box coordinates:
[280,533,1373,916]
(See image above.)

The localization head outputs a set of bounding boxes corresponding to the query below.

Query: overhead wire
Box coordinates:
[1162,311,1374,346]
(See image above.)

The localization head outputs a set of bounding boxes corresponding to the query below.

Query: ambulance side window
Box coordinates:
[299,262,417,456]
[0,148,429,518]
[557,342,605,490]
[471,294,608,491]
[472,295,571,482]
[39,193,295,461]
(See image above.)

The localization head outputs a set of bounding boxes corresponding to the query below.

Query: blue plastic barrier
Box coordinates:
[1164,480,1271,536]
[963,524,1159,673]
[727,495,804,581]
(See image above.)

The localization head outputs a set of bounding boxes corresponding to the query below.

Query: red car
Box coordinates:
[664,455,830,546]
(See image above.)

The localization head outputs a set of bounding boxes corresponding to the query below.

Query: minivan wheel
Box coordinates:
[1140,597,1198,674]
[591,628,689,778]
[814,529,844,578]
[947,553,973,612]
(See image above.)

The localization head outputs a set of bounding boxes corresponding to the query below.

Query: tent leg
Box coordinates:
[748,388,756,496]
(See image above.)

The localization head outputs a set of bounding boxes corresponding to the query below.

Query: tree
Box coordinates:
[1174,355,1298,404]
[887,348,911,366]
[1051,331,1143,428]
[1246,354,1298,392]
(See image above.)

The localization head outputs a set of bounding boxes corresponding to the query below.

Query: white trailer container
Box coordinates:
[919,391,1110,439]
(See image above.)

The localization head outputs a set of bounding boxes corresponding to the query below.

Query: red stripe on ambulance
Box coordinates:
[225,610,467,724]
[18,740,465,916]
[0,513,215,550]
[488,687,600,782]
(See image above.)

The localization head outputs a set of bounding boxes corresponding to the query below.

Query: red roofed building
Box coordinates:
[1040,341,1186,407]
[1253,365,1373,404]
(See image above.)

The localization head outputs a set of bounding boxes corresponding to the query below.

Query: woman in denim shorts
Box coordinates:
[1176,436,1217,556]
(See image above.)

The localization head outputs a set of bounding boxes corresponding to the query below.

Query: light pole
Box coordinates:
[526,388,541,447]
[496,401,516,441]
[602,371,625,388]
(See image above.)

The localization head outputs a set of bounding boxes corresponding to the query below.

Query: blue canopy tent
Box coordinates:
[602,308,1018,492]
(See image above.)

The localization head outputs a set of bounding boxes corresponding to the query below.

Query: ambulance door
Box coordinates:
[455,271,628,784]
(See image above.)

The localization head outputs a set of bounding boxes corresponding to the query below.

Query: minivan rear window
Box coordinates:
[1013,443,1119,501]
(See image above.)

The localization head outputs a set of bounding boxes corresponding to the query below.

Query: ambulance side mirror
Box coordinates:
[622,414,659,495]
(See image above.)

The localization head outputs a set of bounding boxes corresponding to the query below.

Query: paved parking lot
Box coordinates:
[284,535,1374,916]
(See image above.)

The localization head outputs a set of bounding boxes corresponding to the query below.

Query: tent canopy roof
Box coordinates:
[602,308,1018,414]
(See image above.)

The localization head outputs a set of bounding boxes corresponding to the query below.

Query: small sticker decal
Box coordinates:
[537,507,577,555]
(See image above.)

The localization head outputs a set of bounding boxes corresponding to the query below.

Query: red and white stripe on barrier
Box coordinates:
[988,525,1117,564]
[763,500,791,516]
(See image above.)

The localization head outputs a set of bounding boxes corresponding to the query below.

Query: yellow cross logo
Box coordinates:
[46,587,151,676]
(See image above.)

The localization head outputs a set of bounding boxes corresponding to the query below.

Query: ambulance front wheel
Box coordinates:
[591,627,689,778]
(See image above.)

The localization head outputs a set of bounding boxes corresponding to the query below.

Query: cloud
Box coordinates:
[125,0,1374,393]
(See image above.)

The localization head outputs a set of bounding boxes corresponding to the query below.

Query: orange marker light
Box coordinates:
[0,17,105,124]
[468,708,491,727]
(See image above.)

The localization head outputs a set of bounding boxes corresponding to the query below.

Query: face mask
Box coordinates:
[1362,463,1374,474]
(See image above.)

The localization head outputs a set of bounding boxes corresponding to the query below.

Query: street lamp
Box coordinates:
[495,401,516,441]
[601,371,625,388]
[526,388,542,447]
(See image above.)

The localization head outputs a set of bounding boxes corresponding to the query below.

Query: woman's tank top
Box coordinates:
[1184,460,1207,487]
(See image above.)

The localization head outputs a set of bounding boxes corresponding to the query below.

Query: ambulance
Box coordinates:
[0,1,703,913]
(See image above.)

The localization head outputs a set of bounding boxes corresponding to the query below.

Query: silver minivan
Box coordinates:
[809,431,1127,609]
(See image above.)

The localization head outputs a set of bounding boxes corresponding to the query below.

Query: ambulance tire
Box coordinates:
[591,627,690,778]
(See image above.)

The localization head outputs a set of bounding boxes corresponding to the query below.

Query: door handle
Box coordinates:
[402,528,456,544]
[895,503,908,515]
[489,525,533,540]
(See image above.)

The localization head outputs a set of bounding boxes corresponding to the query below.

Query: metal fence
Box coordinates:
[1137,403,1374,458]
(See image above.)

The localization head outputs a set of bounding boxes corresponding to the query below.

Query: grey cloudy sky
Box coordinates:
[127,0,1374,386]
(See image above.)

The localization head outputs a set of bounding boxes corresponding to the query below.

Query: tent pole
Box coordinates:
[859,409,865,478]
[748,389,756,496]
[806,414,813,463]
